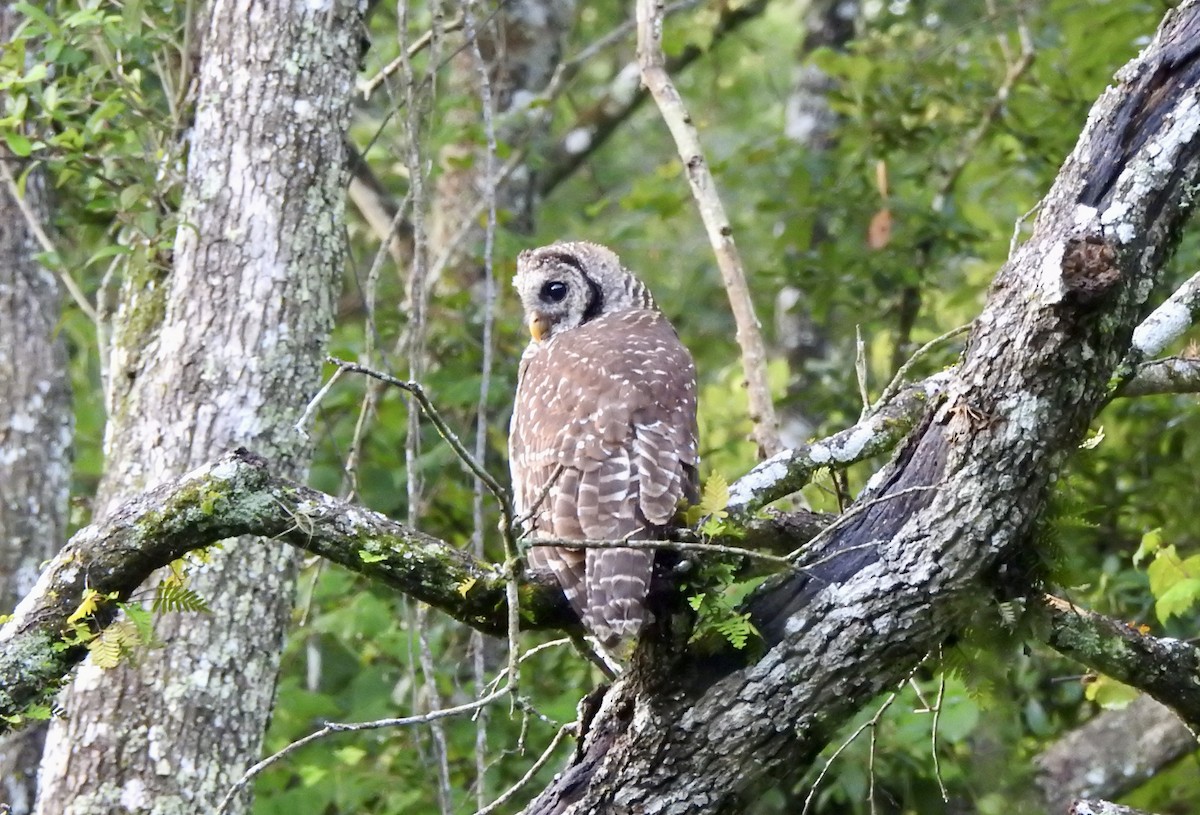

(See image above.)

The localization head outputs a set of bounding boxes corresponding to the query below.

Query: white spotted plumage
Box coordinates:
[509,242,699,647]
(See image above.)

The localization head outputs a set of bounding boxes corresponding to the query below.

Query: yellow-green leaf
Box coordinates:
[1133,527,1163,567]
[67,588,101,624]
[1083,675,1138,710]
[699,472,730,518]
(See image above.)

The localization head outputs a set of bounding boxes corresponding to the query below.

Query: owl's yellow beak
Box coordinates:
[528,313,551,342]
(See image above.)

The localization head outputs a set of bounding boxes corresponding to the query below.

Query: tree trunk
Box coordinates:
[0,8,73,811]
[33,2,360,813]
[430,0,575,280]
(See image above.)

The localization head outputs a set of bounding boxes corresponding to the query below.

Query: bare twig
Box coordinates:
[0,155,99,324]
[873,323,971,413]
[635,0,780,458]
[216,688,512,815]
[293,365,345,438]
[787,483,943,562]
[463,2,505,801]
[327,358,515,531]
[803,689,901,815]
[931,13,1035,212]
[855,325,870,420]
[473,721,577,815]
[483,638,573,695]
[526,536,793,570]
[930,669,949,803]
[396,10,452,808]
[358,15,467,98]
[538,0,770,197]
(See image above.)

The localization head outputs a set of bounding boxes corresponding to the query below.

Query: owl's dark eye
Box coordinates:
[540,280,568,303]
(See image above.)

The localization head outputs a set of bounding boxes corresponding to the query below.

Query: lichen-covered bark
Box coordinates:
[1043,595,1200,725]
[33,3,361,813]
[0,4,73,809]
[524,6,1200,812]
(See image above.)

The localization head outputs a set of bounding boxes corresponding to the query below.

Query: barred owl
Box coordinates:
[509,241,699,647]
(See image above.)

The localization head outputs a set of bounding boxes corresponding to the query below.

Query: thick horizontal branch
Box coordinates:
[727,374,946,514]
[728,348,1200,517]
[1042,595,1200,729]
[0,448,825,730]
[0,449,569,729]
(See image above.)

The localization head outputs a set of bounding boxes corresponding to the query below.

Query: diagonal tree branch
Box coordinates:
[523,6,1200,810]
[636,0,780,458]
[0,448,828,730]
[1042,595,1200,729]
[1036,695,1197,813]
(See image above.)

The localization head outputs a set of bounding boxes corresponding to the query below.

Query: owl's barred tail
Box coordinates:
[585,547,653,647]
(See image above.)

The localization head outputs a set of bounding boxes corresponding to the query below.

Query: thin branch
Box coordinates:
[358,15,467,98]
[293,366,345,438]
[872,324,971,414]
[216,687,511,815]
[786,483,943,562]
[635,0,780,458]
[802,687,901,815]
[526,536,793,570]
[463,0,502,803]
[537,0,770,197]
[0,154,99,324]
[1121,355,1200,396]
[931,13,1035,212]
[473,721,576,815]
[930,669,949,803]
[328,357,515,532]
[1129,268,1200,358]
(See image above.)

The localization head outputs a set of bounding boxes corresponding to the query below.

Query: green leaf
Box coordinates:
[5,130,33,157]
[153,582,211,614]
[1147,544,1185,599]
[1154,577,1200,623]
[1084,675,1139,710]
[1133,527,1163,567]
[699,472,730,518]
[23,704,53,721]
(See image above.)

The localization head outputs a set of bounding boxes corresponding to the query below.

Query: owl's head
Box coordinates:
[514,241,655,342]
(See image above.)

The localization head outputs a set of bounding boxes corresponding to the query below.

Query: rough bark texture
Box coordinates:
[33,3,361,813]
[524,6,1200,812]
[0,7,72,809]
[1037,695,1197,813]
